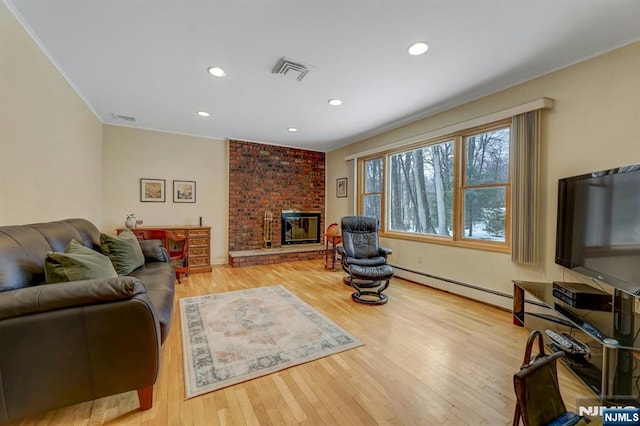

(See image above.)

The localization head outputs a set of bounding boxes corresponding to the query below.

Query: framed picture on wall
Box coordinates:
[336,177,348,198]
[173,180,196,203]
[140,178,166,202]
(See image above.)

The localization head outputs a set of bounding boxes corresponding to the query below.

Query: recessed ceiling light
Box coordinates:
[328,99,343,106]
[287,127,298,132]
[408,41,429,56]
[196,111,211,117]
[207,66,226,78]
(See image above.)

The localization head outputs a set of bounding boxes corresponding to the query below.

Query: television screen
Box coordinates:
[555,163,640,295]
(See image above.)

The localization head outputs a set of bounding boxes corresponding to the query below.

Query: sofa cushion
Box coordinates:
[45,240,118,284]
[138,239,168,263]
[100,229,145,275]
[30,221,84,253]
[62,218,102,251]
[0,227,53,291]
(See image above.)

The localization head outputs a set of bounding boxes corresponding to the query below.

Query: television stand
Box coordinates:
[513,280,639,404]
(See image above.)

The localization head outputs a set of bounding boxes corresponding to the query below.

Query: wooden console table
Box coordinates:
[117,225,212,274]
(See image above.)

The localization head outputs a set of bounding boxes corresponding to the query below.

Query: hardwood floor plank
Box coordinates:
[294,365,352,425]
[233,388,260,426]
[5,260,596,425]
[198,392,220,426]
[288,369,334,425]
[223,386,246,425]
[271,373,308,424]
[213,391,230,426]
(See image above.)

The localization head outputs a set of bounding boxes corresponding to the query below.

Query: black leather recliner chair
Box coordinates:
[337,216,394,305]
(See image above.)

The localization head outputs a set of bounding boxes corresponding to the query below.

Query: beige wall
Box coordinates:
[327,41,640,308]
[5,0,639,284]
[0,3,103,226]
[102,125,228,264]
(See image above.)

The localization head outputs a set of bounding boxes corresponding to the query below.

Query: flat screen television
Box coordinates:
[555,163,640,296]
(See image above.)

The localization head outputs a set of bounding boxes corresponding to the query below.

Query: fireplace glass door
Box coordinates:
[281,212,321,245]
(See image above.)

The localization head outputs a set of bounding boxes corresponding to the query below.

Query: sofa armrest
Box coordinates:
[0,280,161,421]
[0,277,146,321]
[139,239,169,263]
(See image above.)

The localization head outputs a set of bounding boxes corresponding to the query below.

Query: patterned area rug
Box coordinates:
[180,285,363,398]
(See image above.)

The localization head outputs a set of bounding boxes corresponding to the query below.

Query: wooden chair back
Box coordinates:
[141,230,189,283]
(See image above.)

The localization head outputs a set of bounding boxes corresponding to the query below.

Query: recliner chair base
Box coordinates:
[351,279,391,305]
[346,263,393,305]
[343,276,375,286]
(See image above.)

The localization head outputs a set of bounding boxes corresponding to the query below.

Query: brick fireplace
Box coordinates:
[228,140,326,266]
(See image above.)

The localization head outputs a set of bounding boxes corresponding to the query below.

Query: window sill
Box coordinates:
[379,231,510,254]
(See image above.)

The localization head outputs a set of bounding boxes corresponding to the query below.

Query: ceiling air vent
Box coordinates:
[110,113,136,122]
[271,56,314,81]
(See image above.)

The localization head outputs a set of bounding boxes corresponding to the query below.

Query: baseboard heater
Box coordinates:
[391,265,548,309]
[391,264,512,301]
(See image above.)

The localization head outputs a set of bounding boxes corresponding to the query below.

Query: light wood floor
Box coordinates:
[8,260,593,425]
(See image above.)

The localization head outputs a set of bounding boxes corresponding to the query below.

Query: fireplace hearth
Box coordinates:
[281,211,321,245]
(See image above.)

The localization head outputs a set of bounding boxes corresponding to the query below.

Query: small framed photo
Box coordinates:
[173,180,196,203]
[336,177,348,198]
[140,178,166,202]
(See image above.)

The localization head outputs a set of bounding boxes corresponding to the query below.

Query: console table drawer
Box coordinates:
[189,247,208,257]
[189,257,209,266]
[188,229,209,237]
[189,238,208,247]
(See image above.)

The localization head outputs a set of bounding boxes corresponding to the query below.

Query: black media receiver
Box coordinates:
[552,281,612,310]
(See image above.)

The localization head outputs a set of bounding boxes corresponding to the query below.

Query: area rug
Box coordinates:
[180,285,363,398]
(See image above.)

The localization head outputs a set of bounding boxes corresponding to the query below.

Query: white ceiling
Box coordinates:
[6,0,640,152]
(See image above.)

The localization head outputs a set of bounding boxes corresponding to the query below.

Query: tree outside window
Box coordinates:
[362,157,383,221]
[462,127,510,242]
[388,140,454,236]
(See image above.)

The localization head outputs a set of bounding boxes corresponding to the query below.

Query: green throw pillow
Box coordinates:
[100,228,145,275]
[45,239,118,284]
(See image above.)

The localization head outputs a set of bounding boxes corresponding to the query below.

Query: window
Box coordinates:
[357,120,511,252]
[462,126,510,242]
[361,157,383,221]
[388,140,454,236]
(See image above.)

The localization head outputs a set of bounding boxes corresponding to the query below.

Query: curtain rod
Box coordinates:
[345,97,554,161]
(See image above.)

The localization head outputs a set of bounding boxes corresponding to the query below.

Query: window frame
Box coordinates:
[459,122,511,250]
[385,136,456,240]
[358,155,385,225]
[357,119,511,253]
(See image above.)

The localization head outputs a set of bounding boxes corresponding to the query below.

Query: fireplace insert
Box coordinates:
[281,211,321,245]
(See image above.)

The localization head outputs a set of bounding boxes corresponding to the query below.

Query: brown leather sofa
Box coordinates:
[0,218,175,423]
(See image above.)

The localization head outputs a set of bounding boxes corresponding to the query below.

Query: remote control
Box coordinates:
[545,329,573,351]
[545,329,590,356]
[549,343,563,353]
